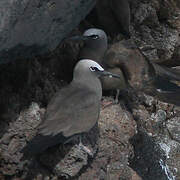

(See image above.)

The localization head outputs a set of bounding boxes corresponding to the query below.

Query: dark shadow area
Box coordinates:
[0,44,48,64]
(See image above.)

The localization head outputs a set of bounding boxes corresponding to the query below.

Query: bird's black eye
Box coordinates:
[90,35,99,40]
[89,66,99,72]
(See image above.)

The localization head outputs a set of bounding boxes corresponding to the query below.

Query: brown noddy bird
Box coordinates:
[96,0,131,38]
[69,28,127,97]
[103,39,180,106]
[21,59,121,155]
[69,28,108,64]
[69,28,180,106]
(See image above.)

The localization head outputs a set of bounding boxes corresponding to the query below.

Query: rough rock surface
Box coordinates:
[79,98,137,180]
[0,0,180,179]
[129,93,180,180]
[130,0,180,65]
[0,0,95,64]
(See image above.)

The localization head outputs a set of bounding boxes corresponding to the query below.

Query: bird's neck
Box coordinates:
[79,48,104,64]
[73,76,102,97]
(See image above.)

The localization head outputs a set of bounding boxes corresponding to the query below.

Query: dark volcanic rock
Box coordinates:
[0,0,95,64]
[130,132,168,180]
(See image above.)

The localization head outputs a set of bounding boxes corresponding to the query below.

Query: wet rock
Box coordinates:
[158,139,180,180]
[0,0,95,64]
[130,132,175,180]
[130,93,180,179]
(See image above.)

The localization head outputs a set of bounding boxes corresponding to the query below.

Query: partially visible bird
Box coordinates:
[21,59,121,156]
[100,67,127,102]
[103,39,180,106]
[96,0,131,38]
[78,28,108,64]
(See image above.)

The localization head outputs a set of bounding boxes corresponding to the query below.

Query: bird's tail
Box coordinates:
[147,76,180,106]
[153,63,180,81]
[21,133,67,156]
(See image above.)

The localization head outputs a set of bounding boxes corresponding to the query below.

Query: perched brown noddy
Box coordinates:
[21,59,121,155]
[69,28,180,105]
[96,0,131,38]
[69,28,127,95]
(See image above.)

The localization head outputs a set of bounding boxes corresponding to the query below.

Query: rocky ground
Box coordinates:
[0,0,180,179]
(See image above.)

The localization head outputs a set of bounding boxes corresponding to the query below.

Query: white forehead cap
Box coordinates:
[83,28,106,38]
[78,59,104,71]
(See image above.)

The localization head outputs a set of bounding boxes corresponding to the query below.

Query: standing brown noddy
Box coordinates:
[21,59,121,155]
[96,0,131,38]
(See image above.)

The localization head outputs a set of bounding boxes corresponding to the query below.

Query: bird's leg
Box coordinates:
[77,136,93,157]
[115,89,120,104]
[102,90,120,109]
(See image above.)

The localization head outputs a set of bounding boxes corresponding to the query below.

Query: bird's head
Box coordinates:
[68,28,108,63]
[73,59,121,80]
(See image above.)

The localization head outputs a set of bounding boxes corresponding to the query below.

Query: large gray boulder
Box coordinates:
[0,0,95,64]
